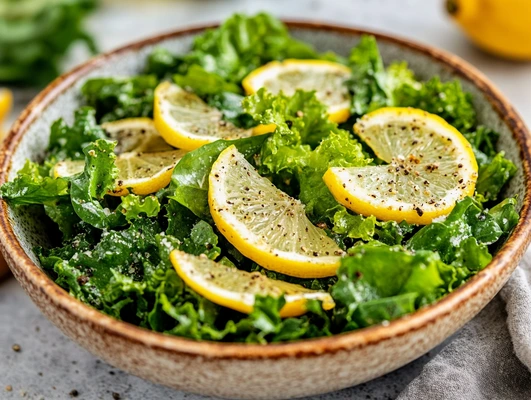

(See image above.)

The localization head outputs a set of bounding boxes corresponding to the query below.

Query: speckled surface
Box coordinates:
[2,0,531,399]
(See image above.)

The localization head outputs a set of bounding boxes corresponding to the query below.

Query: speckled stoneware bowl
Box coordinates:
[1,22,531,400]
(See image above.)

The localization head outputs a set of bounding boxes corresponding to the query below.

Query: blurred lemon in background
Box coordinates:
[0,88,12,137]
[447,0,531,60]
[0,87,11,277]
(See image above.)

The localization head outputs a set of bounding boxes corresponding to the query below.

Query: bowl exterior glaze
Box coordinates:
[1,22,531,399]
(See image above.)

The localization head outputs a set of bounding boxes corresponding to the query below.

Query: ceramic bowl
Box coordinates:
[1,22,531,400]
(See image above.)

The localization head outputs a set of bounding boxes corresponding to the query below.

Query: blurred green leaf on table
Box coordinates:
[0,0,98,86]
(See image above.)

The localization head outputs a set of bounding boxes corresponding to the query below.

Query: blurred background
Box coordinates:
[1,0,531,137]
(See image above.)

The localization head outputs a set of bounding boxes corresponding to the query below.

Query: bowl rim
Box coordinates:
[1,20,531,360]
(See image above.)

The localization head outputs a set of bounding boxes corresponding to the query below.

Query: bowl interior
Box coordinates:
[5,25,526,294]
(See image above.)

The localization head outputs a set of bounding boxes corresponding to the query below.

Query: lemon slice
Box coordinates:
[170,250,335,317]
[54,118,187,196]
[102,118,174,153]
[323,107,478,225]
[242,60,352,123]
[209,145,344,278]
[154,82,256,151]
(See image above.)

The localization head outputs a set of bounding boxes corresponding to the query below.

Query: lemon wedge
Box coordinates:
[154,82,255,151]
[323,107,478,225]
[170,250,335,317]
[242,59,352,123]
[54,118,186,196]
[209,145,344,278]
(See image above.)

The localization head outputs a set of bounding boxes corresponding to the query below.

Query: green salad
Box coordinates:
[1,13,519,343]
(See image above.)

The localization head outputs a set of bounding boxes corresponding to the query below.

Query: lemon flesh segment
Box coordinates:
[102,118,174,154]
[209,145,344,278]
[324,107,478,225]
[242,59,352,123]
[53,117,187,196]
[154,82,254,151]
[170,250,335,318]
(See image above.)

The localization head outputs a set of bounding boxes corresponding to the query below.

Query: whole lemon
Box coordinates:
[447,0,531,60]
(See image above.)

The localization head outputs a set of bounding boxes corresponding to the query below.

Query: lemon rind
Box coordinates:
[154,82,253,151]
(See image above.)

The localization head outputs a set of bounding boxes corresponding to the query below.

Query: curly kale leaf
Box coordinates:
[120,194,161,222]
[186,13,321,83]
[408,196,518,281]
[81,75,158,123]
[476,152,517,202]
[0,160,69,206]
[48,107,107,161]
[70,139,125,229]
[394,77,476,133]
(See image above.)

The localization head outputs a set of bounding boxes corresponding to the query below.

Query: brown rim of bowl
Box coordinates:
[1,21,530,360]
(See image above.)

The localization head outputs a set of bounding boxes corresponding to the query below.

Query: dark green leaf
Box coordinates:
[81,76,158,123]
[335,245,444,299]
[463,126,499,166]
[408,197,505,273]
[206,92,256,129]
[347,35,389,115]
[488,197,519,234]
[44,201,80,239]
[173,65,241,96]
[145,47,185,78]
[70,139,124,229]
[476,152,517,202]
[165,199,199,241]
[181,220,221,260]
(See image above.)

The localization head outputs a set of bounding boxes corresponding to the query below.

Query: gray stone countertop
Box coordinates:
[1,0,531,399]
